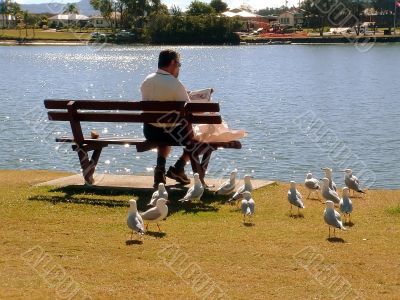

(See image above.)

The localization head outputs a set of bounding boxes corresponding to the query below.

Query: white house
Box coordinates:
[48,14,89,27]
[89,12,121,28]
[278,11,304,27]
[0,14,17,28]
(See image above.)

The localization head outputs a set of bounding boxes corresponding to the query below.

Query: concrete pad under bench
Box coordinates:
[37,173,275,191]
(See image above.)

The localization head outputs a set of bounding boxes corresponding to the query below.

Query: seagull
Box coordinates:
[287,181,305,215]
[228,174,253,205]
[321,177,340,204]
[339,187,353,223]
[241,191,255,224]
[304,172,320,199]
[178,173,204,202]
[149,183,168,206]
[321,167,337,191]
[140,198,169,232]
[215,169,237,195]
[127,199,145,239]
[324,200,346,238]
[341,168,365,195]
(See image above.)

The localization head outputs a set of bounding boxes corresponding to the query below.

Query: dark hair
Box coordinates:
[158,49,179,68]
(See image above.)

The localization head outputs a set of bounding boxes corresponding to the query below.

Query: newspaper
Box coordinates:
[188,88,213,102]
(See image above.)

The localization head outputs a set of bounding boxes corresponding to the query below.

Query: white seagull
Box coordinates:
[140,198,169,232]
[240,191,255,224]
[324,200,346,238]
[339,187,353,223]
[228,174,253,205]
[215,169,237,195]
[149,183,168,206]
[321,167,337,191]
[178,173,204,202]
[127,199,145,239]
[321,177,341,204]
[341,168,365,195]
[287,181,305,215]
[304,171,320,199]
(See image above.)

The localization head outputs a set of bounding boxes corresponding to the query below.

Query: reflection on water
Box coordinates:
[0,44,399,188]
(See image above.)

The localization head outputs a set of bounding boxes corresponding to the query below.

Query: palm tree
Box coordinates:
[63,3,79,14]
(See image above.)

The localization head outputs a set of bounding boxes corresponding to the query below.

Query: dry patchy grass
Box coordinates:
[0,170,399,299]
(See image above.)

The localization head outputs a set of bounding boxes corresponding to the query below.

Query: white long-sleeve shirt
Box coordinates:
[140,69,190,127]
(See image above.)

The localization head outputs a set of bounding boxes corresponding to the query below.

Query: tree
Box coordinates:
[22,10,28,37]
[210,0,227,13]
[90,0,113,30]
[63,3,79,14]
[171,5,182,16]
[258,6,287,16]
[187,1,215,16]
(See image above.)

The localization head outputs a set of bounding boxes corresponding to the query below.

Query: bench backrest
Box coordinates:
[44,99,222,143]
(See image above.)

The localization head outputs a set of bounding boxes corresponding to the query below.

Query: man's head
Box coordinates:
[158,49,181,78]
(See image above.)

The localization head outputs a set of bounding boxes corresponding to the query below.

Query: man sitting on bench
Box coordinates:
[141,49,191,188]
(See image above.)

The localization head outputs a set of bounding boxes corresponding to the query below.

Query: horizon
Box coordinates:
[15,0,299,11]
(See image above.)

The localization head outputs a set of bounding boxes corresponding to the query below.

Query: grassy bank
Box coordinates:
[0,170,399,299]
[0,29,91,41]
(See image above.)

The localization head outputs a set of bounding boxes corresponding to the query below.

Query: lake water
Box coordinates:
[0,44,399,189]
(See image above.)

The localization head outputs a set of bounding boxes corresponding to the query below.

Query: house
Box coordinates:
[278,11,304,27]
[89,12,121,28]
[48,14,89,27]
[222,9,270,31]
[0,14,17,28]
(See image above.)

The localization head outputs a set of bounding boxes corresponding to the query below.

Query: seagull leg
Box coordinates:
[157,223,161,232]
[130,231,133,240]
[333,228,336,237]
[349,214,351,223]
[297,207,300,215]
[307,191,311,199]
[145,223,149,231]
[328,226,330,238]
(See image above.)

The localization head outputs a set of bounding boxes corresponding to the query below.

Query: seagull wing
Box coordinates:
[140,207,162,221]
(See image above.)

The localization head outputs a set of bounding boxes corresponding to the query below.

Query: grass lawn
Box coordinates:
[0,29,91,41]
[0,169,399,299]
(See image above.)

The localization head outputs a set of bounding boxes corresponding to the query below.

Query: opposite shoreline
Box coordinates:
[1,34,400,46]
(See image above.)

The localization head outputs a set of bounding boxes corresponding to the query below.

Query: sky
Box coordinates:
[15,0,299,11]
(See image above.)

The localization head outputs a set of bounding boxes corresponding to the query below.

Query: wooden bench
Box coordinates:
[44,99,242,186]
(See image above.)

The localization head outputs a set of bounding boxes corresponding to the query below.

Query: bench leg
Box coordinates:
[188,148,214,187]
[75,146,102,184]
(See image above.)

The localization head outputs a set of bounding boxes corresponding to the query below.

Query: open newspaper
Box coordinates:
[189,88,247,142]
[188,88,213,102]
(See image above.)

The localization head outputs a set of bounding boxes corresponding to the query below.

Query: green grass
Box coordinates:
[1,170,400,299]
[0,29,91,41]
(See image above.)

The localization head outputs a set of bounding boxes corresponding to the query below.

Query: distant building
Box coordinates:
[89,12,121,28]
[278,11,304,27]
[0,14,17,28]
[222,9,270,31]
[48,14,89,27]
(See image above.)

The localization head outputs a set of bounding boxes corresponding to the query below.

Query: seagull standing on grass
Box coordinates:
[215,169,237,195]
[140,198,169,232]
[149,183,168,206]
[127,199,145,239]
[341,168,365,195]
[324,200,346,238]
[339,187,353,223]
[304,172,320,199]
[228,174,253,205]
[321,167,337,191]
[178,173,204,202]
[287,181,305,215]
[241,191,255,224]
[321,178,341,204]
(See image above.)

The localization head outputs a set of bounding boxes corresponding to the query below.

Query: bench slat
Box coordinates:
[45,99,220,113]
[48,111,222,124]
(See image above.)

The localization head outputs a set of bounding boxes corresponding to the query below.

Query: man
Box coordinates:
[141,49,191,188]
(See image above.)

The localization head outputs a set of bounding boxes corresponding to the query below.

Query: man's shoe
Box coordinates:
[166,166,191,185]
[153,166,166,188]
